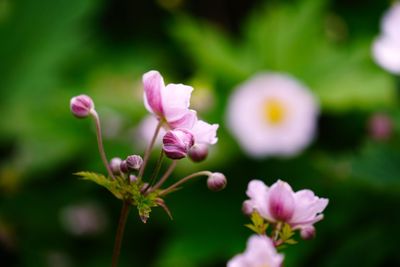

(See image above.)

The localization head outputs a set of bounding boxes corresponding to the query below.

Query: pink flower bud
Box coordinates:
[300,225,316,240]
[109,157,122,175]
[188,143,209,162]
[268,180,295,221]
[70,94,94,118]
[125,155,143,171]
[207,172,227,192]
[129,175,137,183]
[242,200,253,215]
[162,129,194,159]
[119,160,128,173]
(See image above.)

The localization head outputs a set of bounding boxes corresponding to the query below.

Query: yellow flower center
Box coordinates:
[263,98,285,125]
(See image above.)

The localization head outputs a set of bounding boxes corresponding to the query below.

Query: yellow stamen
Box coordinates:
[263,99,285,125]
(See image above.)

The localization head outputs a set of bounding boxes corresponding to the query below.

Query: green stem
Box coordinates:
[148,160,177,193]
[90,110,115,179]
[159,171,212,196]
[111,201,131,267]
[138,120,162,179]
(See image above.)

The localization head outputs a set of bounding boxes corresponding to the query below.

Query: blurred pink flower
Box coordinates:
[227,235,284,267]
[227,73,318,157]
[368,113,393,141]
[372,2,400,74]
[244,180,328,230]
[143,70,197,128]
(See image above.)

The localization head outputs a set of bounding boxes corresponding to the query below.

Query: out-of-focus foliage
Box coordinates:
[0,0,399,266]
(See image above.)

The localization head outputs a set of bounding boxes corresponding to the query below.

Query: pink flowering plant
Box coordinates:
[70,70,225,267]
[228,179,328,266]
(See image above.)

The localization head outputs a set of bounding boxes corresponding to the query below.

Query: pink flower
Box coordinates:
[143,70,197,128]
[227,73,318,157]
[187,120,219,162]
[244,180,328,230]
[227,235,284,267]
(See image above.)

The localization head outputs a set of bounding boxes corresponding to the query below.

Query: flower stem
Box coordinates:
[90,110,115,179]
[159,171,212,196]
[111,201,131,267]
[143,151,164,193]
[149,160,177,193]
[138,120,162,179]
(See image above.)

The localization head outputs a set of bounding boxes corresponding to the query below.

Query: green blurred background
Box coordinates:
[1,0,400,266]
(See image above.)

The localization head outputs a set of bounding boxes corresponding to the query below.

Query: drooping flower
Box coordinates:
[227,73,318,157]
[372,2,400,74]
[143,70,197,128]
[227,235,284,267]
[244,180,328,230]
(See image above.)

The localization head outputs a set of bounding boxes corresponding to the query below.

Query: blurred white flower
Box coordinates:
[227,73,318,157]
[372,2,400,74]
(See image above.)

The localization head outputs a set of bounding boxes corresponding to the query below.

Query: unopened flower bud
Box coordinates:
[188,143,209,162]
[242,200,253,215]
[162,129,194,159]
[129,175,137,183]
[120,160,128,173]
[207,172,227,192]
[109,157,122,175]
[70,94,94,118]
[125,155,143,171]
[300,225,316,240]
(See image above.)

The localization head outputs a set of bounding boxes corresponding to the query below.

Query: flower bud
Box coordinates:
[368,113,393,141]
[120,160,128,173]
[242,200,253,215]
[109,157,122,175]
[207,172,227,192]
[125,155,143,171]
[300,225,316,240]
[129,175,138,183]
[188,143,209,162]
[162,129,194,159]
[70,94,94,118]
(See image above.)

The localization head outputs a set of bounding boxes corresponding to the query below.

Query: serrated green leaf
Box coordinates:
[74,171,124,200]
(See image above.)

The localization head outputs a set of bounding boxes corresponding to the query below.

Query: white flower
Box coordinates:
[372,2,400,74]
[227,235,284,267]
[227,73,318,157]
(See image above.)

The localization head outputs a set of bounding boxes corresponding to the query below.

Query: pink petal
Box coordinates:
[143,70,165,115]
[162,83,193,122]
[245,180,273,221]
[268,180,295,221]
[169,109,197,129]
[191,120,219,145]
[290,189,329,226]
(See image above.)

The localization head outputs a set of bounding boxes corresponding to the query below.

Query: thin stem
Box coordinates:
[159,171,212,196]
[91,110,115,179]
[143,151,165,193]
[138,120,163,179]
[111,201,131,267]
[148,160,178,193]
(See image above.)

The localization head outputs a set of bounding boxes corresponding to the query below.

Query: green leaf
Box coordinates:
[74,171,124,200]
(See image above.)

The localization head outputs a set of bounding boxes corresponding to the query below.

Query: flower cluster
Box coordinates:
[143,70,219,161]
[372,2,400,74]
[228,179,328,266]
[70,70,226,223]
